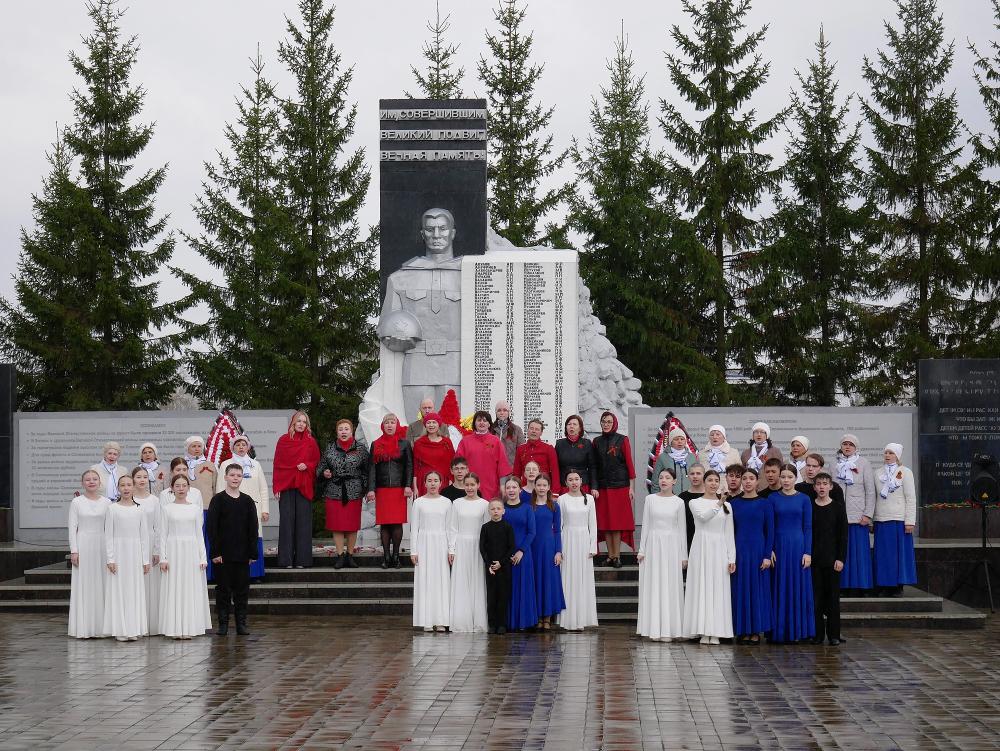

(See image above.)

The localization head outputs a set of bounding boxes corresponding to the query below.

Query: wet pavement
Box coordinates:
[0,614,997,750]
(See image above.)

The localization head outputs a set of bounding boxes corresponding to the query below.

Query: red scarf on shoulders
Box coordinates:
[372,414,406,463]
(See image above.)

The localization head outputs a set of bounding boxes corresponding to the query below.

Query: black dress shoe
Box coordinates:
[810,637,825,645]
[345,553,359,569]
[828,638,841,646]
[333,552,346,570]
[381,554,389,570]
[496,626,506,635]
[611,557,622,569]
[393,554,402,569]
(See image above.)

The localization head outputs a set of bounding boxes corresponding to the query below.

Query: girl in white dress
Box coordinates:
[683,470,737,644]
[132,467,162,635]
[103,474,150,641]
[637,468,688,642]
[448,473,490,633]
[557,470,599,631]
[158,474,213,639]
[411,472,453,631]
[68,469,112,638]
[160,457,204,508]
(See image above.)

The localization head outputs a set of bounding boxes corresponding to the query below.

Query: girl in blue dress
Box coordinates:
[502,477,538,630]
[530,473,566,630]
[730,468,774,644]
[770,464,815,643]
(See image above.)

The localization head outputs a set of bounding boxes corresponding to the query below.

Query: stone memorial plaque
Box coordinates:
[461,250,579,436]
[918,359,1000,505]
[379,98,487,300]
[15,410,290,538]
[0,365,13,512]
[628,406,917,523]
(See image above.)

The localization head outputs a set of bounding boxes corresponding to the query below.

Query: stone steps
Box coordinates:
[2,562,986,628]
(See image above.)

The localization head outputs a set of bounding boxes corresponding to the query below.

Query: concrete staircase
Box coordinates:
[0,553,986,629]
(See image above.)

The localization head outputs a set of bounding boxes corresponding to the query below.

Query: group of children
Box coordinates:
[410,460,600,634]
[68,437,266,640]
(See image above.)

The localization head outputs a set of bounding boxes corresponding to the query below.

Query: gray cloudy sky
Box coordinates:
[1,0,997,308]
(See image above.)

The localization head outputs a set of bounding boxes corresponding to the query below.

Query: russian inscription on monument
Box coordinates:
[461,250,579,435]
[918,359,1000,505]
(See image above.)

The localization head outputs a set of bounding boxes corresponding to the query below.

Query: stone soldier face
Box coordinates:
[421,214,455,255]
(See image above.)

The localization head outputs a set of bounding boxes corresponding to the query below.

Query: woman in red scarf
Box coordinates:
[592,410,636,568]
[365,414,413,569]
[412,412,455,497]
[318,418,370,570]
[273,410,321,568]
[455,411,512,501]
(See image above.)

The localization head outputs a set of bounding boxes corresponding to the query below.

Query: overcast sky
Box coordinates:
[1,0,997,309]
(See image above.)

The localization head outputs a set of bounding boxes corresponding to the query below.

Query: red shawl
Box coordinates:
[413,434,456,495]
[372,415,405,463]
[273,430,321,498]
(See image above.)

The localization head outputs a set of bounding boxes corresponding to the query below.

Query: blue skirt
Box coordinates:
[508,548,538,630]
[250,537,265,579]
[771,534,815,642]
[841,524,873,589]
[203,510,214,582]
[873,521,916,586]
[731,540,772,635]
[531,535,566,618]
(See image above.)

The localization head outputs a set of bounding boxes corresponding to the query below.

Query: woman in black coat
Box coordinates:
[366,413,414,569]
[555,414,594,493]
[318,418,370,570]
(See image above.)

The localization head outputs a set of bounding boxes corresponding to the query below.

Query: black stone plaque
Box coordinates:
[379,98,487,300]
[0,364,14,509]
[918,359,1000,505]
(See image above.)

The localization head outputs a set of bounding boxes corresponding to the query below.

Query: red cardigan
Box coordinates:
[512,439,562,494]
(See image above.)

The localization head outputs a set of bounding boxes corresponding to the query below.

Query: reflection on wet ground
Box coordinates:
[0,614,997,749]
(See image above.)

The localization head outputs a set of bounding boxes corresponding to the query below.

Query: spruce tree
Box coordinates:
[0,0,181,410]
[734,29,875,406]
[276,0,379,435]
[965,0,1000,358]
[408,1,464,99]
[659,0,785,395]
[860,0,978,403]
[571,34,725,405]
[177,52,296,409]
[478,0,570,247]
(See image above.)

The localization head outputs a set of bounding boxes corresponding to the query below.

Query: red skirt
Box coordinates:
[325,497,362,533]
[375,487,407,525]
[595,487,635,550]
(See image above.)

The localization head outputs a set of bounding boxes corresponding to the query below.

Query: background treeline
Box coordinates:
[1,0,998,440]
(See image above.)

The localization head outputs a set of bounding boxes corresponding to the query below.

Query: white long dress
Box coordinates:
[136,494,162,634]
[158,502,213,637]
[102,503,150,639]
[557,493,599,630]
[411,494,452,628]
[68,496,112,638]
[637,494,688,639]
[159,487,203,509]
[448,497,489,633]
[682,498,737,639]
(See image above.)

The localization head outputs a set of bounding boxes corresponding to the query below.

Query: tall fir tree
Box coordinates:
[478,0,570,247]
[734,29,875,406]
[177,52,297,409]
[659,0,784,399]
[571,34,724,405]
[965,0,1000,358]
[860,0,979,403]
[276,0,379,435]
[407,1,464,99]
[0,0,181,410]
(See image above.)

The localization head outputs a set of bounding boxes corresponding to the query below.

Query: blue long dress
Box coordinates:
[504,501,538,629]
[531,502,566,619]
[771,491,815,642]
[730,496,774,636]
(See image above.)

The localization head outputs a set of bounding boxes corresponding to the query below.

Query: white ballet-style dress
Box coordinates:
[158,501,213,638]
[136,494,162,634]
[102,502,150,640]
[636,494,688,640]
[682,497,737,639]
[556,492,599,630]
[447,497,490,633]
[68,495,112,638]
[410,494,452,629]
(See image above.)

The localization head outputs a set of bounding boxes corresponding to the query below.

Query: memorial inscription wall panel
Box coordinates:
[461,251,579,438]
[918,359,1000,505]
[15,410,290,535]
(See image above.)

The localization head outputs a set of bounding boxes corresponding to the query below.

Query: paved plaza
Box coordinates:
[0,614,997,750]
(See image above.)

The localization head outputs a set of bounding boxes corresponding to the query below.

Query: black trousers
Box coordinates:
[812,564,841,640]
[485,568,511,629]
[215,561,250,611]
[278,490,313,567]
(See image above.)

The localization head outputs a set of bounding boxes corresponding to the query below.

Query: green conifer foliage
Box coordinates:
[572,34,724,405]
[408,1,464,99]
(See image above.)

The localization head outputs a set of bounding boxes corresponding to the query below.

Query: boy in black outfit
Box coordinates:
[811,472,848,646]
[479,499,516,634]
[441,457,469,501]
[207,464,260,636]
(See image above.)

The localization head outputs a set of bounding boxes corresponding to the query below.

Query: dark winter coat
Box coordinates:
[368,440,414,492]
[317,441,370,501]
